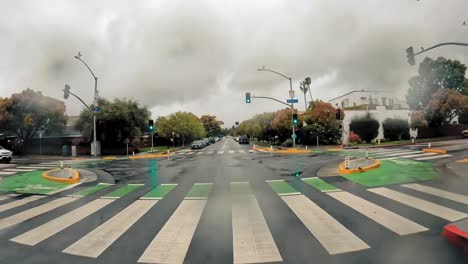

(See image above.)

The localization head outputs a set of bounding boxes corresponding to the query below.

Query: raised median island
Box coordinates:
[42,168,80,184]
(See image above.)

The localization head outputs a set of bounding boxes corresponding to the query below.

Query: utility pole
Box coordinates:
[74,52,100,157]
[257,67,296,147]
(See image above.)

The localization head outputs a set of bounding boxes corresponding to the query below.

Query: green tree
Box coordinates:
[75,98,150,147]
[250,112,275,140]
[200,115,224,137]
[0,89,66,144]
[350,113,380,143]
[406,57,468,109]
[271,108,294,140]
[156,112,206,145]
[302,100,341,128]
[300,123,340,145]
[409,111,428,129]
[236,120,262,138]
[424,89,468,126]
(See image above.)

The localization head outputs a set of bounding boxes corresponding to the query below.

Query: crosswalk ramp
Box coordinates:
[341,148,452,161]
[1,180,467,262]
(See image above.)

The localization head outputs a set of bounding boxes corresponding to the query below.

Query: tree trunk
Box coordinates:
[303,92,308,111]
[308,88,313,105]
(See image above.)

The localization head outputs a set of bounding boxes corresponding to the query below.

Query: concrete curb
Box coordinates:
[251,146,311,154]
[42,169,80,184]
[129,153,174,160]
[338,159,381,175]
[422,148,447,154]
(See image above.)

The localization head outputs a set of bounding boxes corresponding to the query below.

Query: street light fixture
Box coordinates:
[74,52,100,157]
[257,67,296,147]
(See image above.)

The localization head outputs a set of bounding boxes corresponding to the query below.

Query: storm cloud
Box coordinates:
[1,0,467,126]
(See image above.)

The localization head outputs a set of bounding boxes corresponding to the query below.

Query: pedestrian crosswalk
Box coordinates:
[1,180,467,263]
[340,148,453,161]
[190,149,250,156]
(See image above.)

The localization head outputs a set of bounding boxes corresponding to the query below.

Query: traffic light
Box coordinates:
[245,92,251,103]
[406,46,415,66]
[292,113,298,125]
[63,84,71,99]
[148,119,154,131]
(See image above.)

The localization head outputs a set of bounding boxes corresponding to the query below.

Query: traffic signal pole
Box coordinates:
[406,42,468,65]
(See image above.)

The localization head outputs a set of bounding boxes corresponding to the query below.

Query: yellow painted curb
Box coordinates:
[422,148,447,154]
[456,158,468,163]
[338,159,381,175]
[129,153,174,160]
[252,146,310,154]
[42,169,80,184]
[327,148,344,151]
[102,156,117,160]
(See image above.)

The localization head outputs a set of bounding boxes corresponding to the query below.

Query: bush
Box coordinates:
[349,113,380,143]
[282,138,293,147]
[382,118,410,141]
[300,123,341,145]
[348,131,362,143]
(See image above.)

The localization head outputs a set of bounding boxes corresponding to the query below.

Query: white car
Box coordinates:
[0,146,12,163]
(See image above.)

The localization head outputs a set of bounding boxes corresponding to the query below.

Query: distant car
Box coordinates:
[238,136,250,144]
[191,140,204,149]
[202,138,210,146]
[0,146,12,163]
[462,130,468,138]
[234,136,239,142]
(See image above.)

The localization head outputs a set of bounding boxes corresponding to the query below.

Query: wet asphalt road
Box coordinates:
[0,138,466,263]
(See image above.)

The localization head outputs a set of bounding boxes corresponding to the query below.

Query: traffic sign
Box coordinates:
[287,99,299,103]
[289,90,295,98]
[292,134,297,139]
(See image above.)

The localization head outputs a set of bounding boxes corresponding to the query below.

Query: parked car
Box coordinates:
[191,140,204,149]
[462,130,468,138]
[0,146,12,163]
[238,136,250,144]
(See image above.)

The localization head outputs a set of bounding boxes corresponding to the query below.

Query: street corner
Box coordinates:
[42,168,80,184]
[338,157,381,175]
[128,153,174,160]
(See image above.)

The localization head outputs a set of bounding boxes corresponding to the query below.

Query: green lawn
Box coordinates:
[303,177,340,192]
[267,180,300,195]
[186,183,213,198]
[143,184,177,199]
[344,158,438,187]
[0,171,69,194]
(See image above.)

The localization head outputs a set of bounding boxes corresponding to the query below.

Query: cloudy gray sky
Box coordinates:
[1,0,467,127]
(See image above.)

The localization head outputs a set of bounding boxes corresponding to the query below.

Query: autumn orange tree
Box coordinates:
[300,100,342,145]
[0,89,66,143]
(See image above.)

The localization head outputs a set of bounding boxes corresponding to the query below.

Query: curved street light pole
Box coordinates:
[257,68,296,147]
[74,53,99,157]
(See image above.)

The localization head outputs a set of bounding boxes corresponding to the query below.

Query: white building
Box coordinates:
[328,90,408,110]
[328,90,416,143]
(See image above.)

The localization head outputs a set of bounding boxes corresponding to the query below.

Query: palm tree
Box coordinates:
[299,77,312,110]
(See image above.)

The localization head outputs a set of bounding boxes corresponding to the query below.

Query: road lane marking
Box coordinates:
[0,193,19,201]
[0,171,16,175]
[196,151,204,155]
[328,191,428,235]
[207,151,214,155]
[218,150,224,154]
[15,166,52,170]
[231,183,282,264]
[102,184,143,199]
[378,151,422,157]
[64,199,157,258]
[141,184,178,200]
[229,150,235,154]
[137,200,206,264]
[11,198,114,246]
[281,195,369,254]
[368,187,468,221]
[0,197,77,230]
[399,153,437,159]
[414,154,452,161]
[401,184,468,205]
[4,168,34,172]
[0,195,46,213]
[266,180,301,196]
[238,150,245,153]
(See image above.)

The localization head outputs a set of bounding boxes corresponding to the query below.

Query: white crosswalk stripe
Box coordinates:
[4,168,34,172]
[238,150,245,153]
[0,197,77,230]
[138,199,206,263]
[64,199,158,258]
[218,150,224,154]
[398,152,437,159]
[15,166,53,170]
[368,187,468,221]
[0,171,16,175]
[281,194,369,254]
[328,191,428,235]
[401,184,468,205]
[196,152,204,155]
[207,151,214,155]
[414,154,452,161]
[378,151,422,157]
[11,198,114,246]
[0,193,19,201]
[0,195,46,213]
[228,150,235,154]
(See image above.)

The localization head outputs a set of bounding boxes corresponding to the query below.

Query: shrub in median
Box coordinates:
[282,138,293,147]
[349,113,380,143]
[383,118,410,141]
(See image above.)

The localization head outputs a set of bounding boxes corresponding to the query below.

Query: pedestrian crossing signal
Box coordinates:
[246,92,251,103]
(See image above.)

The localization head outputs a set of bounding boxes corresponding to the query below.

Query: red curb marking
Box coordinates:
[442,224,468,252]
